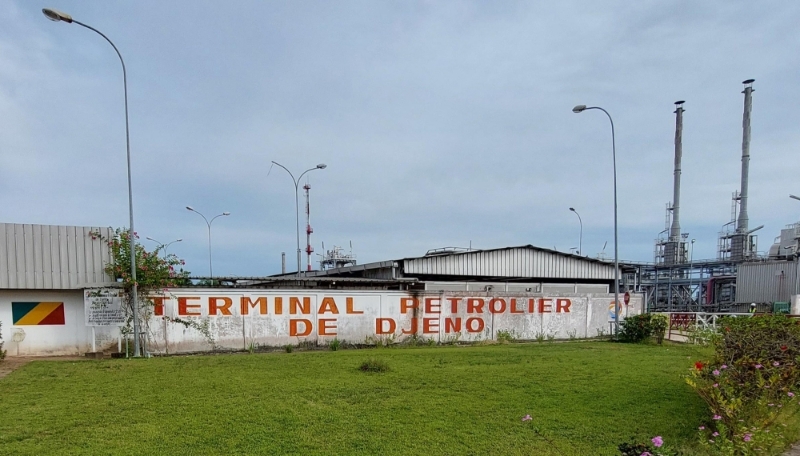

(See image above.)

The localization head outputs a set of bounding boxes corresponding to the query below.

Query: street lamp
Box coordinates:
[569,207,583,255]
[186,207,230,279]
[689,238,696,307]
[271,161,327,275]
[573,104,619,336]
[145,237,182,258]
[43,8,143,357]
[790,194,800,202]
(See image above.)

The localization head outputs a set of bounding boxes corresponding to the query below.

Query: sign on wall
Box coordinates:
[84,289,126,327]
[12,302,66,325]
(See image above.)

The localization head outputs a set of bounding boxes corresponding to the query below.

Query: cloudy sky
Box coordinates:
[1,1,798,277]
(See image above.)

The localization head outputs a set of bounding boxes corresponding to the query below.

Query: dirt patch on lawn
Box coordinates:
[0,356,85,380]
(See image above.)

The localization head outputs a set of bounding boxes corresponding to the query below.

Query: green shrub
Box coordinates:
[283,344,294,353]
[618,314,652,343]
[359,358,389,373]
[686,315,800,449]
[650,314,668,345]
[329,338,341,351]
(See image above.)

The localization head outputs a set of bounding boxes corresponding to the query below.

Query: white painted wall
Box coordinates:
[0,288,644,356]
[146,289,643,353]
[0,290,118,356]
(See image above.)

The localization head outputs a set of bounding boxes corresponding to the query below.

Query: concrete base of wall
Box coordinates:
[84,352,104,359]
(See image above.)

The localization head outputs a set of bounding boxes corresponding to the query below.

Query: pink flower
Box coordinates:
[640,453,652,456]
[699,425,705,430]
[721,364,727,369]
[713,383,719,388]
[522,414,532,422]
[768,403,774,407]
[651,436,663,448]
[743,433,752,442]
[713,415,722,420]
[774,361,780,367]
[755,364,763,369]
[789,392,795,397]
[713,369,721,376]
[712,431,719,437]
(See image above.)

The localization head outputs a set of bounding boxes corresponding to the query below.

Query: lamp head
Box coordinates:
[317,164,327,169]
[572,105,587,113]
[569,207,575,212]
[176,239,183,242]
[222,212,231,216]
[186,206,194,211]
[42,8,73,23]
[146,237,156,242]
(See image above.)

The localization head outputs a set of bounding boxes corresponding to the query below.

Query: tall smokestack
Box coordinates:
[736,79,755,234]
[669,100,685,242]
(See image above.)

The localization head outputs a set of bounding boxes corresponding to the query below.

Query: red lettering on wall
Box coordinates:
[346,297,362,314]
[240,297,267,315]
[274,297,283,315]
[318,297,340,314]
[401,319,418,335]
[528,298,536,313]
[152,297,165,316]
[509,298,524,314]
[444,317,462,333]
[178,297,201,316]
[423,317,439,334]
[289,319,312,336]
[401,297,419,313]
[319,318,337,336]
[467,298,485,314]
[290,297,311,315]
[425,298,441,314]
[448,297,461,313]
[376,318,397,334]
[489,298,506,314]
[209,297,233,316]
[556,299,572,313]
[466,317,485,333]
[538,298,553,313]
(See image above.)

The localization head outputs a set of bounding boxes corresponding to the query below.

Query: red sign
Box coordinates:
[623,292,630,305]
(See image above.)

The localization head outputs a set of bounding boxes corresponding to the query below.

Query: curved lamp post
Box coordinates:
[271,162,327,275]
[43,8,143,357]
[572,104,619,337]
[186,207,229,279]
[569,207,583,255]
[145,237,182,258]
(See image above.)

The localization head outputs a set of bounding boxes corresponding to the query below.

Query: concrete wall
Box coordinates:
[0,288,644,356]
[0,290,119,356]
[146,289,643,353]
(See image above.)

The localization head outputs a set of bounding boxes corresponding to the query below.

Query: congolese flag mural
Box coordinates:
[12,302,66,325]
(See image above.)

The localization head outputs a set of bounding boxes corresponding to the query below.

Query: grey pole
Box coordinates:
[271,162,327,276]
[689,239,696,307]
[573,105,619,337]
[186,207,229,280]
[43,8,144,356]
[569,207,582,255]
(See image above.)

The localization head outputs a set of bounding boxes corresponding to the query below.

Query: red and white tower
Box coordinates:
[304,183,314,271]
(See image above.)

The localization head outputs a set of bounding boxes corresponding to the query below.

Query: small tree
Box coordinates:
[91,228,197,350]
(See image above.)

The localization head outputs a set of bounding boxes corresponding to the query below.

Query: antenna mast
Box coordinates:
[304,182,313,271]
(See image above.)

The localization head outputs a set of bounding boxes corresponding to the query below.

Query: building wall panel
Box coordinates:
[737,260,799,303]
[0,223,113,289]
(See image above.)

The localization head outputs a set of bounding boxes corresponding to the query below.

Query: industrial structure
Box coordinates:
[639,79,800,312]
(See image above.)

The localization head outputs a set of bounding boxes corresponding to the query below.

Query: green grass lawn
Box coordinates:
[0,342,710,455]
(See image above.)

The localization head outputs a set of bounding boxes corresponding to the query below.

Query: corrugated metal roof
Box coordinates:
[402,245,617,280]
[0,223,115,289]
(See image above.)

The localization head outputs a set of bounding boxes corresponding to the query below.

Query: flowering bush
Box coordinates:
[686,315,800,453]
[651,314,668,345]
[0,321,6,361]
[617,435,675,455]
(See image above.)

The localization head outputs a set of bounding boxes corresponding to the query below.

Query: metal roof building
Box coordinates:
[301,245,619,292]
[0,223,115,289]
